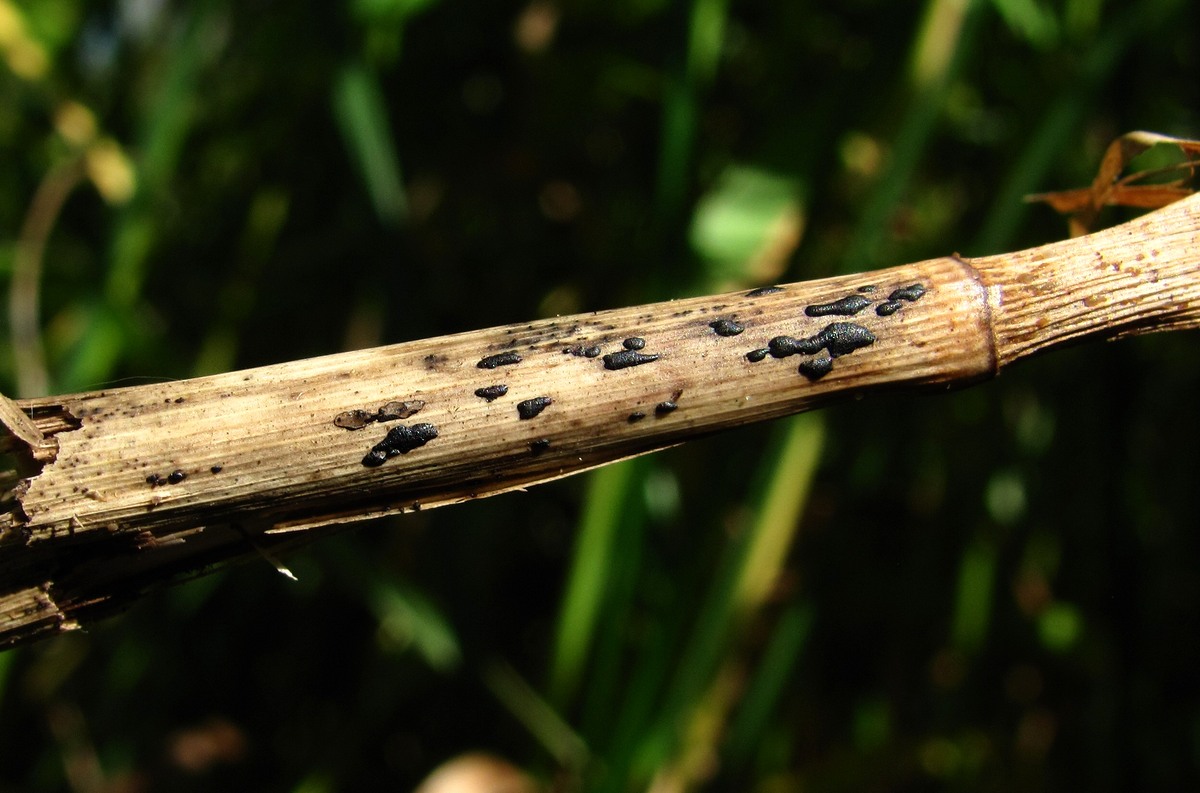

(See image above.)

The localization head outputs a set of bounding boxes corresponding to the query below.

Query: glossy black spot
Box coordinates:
[146,474,162,486]
[529,438,551,456]
[655,401,678,415]
[769,335,822,357]
[746,348,770,363]
[709,318,745,337]
[603,350,660,370]
[745,285,784,297]
[477,351,522,369]
[584,346,602,358]
[628,411,646,423]
[858,285,877,292]
[210,466,223,474]
[767,323,875,359]
[623,337,646,350]
[517,396,553,419]
[818,322,876,357]
[475,385,509,402]
[889,283,927,302]
[362,423,439,467]
[798,356,834,380]
[805,294,871,317]
[167,470,186,484]
[876,300,902,316]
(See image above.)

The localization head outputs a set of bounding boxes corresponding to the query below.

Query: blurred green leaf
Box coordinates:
[332,64,408,226]
[1038,602,1082,652]
[990,0,1059,48]
[951,539,996,653]
[549,460,639,705]
[689,165,803,284]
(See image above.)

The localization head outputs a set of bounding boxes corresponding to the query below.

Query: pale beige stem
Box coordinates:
[1,192,1199,648]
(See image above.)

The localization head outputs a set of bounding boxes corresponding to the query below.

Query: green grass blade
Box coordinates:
[548,459,641,706]
[332,63,408,226]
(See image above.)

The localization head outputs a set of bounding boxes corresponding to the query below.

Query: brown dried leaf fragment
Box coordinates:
[1028,131,1200,236]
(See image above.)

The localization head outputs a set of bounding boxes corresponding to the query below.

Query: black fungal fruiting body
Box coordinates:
[655,401,678,415]
[745,286,784,297]
[623,337,646,350]
[147,471,186,486]
[768,335,817,357]
[628,411,646,423]
[805,294,871,317]
[889,283,927,302]
[875,283,927,316]
[857,285,877,293]
[517,397,553,419]
[746,348,770,363]
[818,323,876,357]
[767,323,875,360]
[210,466,223,474]
[529,439,551,456]
[362,423,439,467]
[798,356,834,381]
[709,318,745,337]
[603,350,659,370]
[475,385,508,402]
[477,351,522,369]
[563,345,602,358]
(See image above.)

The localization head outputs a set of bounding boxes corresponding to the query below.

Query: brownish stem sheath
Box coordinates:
[3,193,1200,648]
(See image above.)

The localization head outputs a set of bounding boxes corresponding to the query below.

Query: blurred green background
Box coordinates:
[2,0,1199,790]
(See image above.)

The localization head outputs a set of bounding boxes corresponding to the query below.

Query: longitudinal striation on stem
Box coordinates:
[2,191,1199,649]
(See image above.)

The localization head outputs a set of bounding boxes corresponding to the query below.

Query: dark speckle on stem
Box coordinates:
[529,438,551,456]
[477,351,523,369]
[858,285,877,292]
[709,318,745,336]
[628,411,646,423]
[517,396,553,419]
[475,384,509,402]
[603,350,659,370]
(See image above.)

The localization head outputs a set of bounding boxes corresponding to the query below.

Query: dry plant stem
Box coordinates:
[2,193,1200,648]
